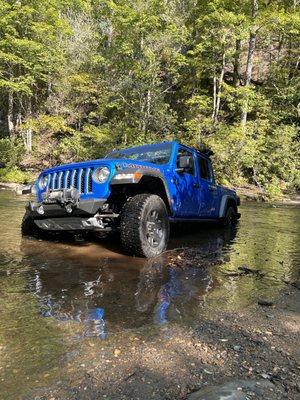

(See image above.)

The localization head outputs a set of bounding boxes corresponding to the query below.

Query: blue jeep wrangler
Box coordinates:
[22,141,240,257]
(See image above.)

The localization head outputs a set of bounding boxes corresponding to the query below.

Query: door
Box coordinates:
[196,155,219,218]
[173,147,201,217]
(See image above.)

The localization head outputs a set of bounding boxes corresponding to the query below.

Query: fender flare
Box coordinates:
[111,169,174,214]
[219,195,237,218]
[144,173,174,214]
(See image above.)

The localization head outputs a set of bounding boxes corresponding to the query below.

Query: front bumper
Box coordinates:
[27,198,106,218]
[28,188,106,216]
[27,189,118,232]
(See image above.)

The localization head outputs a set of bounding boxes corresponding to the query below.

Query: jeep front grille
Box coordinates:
[47,167,94,194]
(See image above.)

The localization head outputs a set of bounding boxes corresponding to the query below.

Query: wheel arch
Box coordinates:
[219,195,238,218]
[110,172,173,214]
[139,175,172,213]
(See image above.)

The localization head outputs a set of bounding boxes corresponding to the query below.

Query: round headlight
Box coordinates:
[38,175,48,190]
[95,167,110,183]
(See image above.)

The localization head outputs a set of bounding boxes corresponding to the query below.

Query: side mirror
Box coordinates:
[176,155,193,173]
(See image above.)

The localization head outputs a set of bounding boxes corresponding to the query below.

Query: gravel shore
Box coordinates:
[26,270,299,400]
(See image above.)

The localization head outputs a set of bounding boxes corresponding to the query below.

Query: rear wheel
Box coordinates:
[120,194,170,258]
[220,206,238,227]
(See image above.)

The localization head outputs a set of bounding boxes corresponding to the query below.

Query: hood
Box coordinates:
[218,184,237,197]
[41,158,168,175]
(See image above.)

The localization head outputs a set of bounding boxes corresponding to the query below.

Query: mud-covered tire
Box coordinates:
[120,194,170,258]
[220,206,238,227]
[21,211,47,239]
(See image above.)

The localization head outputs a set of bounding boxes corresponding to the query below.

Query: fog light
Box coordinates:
[37,205,44,215]
[65,203,73,214]
[101,203,109,211]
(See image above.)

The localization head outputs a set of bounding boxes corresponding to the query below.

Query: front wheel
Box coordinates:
[120,194,170,258]
[220,206,238,227]
[21,210,48,239]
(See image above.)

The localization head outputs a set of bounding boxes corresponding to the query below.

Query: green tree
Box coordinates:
[0,0,298,198]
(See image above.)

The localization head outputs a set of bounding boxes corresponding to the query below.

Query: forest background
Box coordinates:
[0,0,299,199]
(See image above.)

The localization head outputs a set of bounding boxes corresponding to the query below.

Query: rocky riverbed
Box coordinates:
[23,251,300,400]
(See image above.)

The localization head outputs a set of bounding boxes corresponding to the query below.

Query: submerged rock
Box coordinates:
[187,379,274,400]
[258,299,274,307]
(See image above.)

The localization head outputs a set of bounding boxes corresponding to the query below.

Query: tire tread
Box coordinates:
[120,193,168,257]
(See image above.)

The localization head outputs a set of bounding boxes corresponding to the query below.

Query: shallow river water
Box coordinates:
[0,190,299,399]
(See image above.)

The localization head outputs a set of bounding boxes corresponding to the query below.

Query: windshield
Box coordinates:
[105,143,173,165]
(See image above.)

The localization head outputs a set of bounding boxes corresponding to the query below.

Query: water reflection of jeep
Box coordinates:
[22,142,240,257]
[22,227,236,335]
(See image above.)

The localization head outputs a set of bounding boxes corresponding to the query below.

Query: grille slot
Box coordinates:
[47,167,94,195]
[79,168,84,194]
[58,172,63,189]
[66,171,71,188]
[52,173,58,190]
[73,170,78,189]
[48,173,53,189]
[87,168,93,193]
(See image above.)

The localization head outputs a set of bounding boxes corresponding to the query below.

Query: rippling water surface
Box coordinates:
[0,190,299,399]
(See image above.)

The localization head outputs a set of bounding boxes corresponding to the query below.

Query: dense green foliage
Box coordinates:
[0,0,299,198]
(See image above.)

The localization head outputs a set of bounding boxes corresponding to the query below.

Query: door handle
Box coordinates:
[193,183,200,188]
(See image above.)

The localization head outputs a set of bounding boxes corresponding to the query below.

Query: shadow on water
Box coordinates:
[0,191,299,399]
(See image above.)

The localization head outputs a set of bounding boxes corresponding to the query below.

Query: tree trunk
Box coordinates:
[277,33,284,61]
[21,99,33,152]
[22,129,32,152]
[233,39,241,87]
[212,73,217,121]
[215,51,226,122]
[107,19,113,47]
[142,90,151,133]
[146,90,151,123]
[241,0,258,126]
[7,91,14,139]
